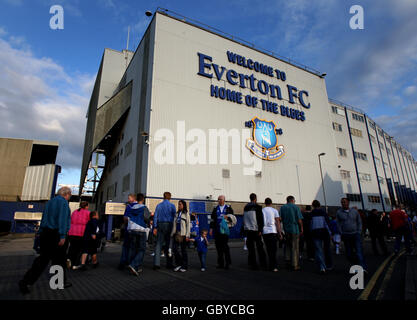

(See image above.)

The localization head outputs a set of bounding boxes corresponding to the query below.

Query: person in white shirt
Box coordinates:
[262,198,282,272]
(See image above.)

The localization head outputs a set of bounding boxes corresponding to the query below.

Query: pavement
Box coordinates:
[0,234,413,300]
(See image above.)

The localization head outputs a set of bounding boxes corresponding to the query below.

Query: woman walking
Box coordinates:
[171,200,190,272]
[310,200,333,274]
[67,201,90,269]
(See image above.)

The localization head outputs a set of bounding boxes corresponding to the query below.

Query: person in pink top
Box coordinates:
[67,201,90,269]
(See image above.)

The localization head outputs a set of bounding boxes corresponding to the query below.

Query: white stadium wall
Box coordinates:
[145,13,343,206]
[87,11,417,212]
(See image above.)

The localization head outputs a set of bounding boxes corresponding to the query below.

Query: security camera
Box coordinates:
[145,10,153,17]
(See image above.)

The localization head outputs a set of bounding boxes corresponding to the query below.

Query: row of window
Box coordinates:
[332,122,364,138]
[331,109,400,161]
[105,173,131,202]
[345,193,390,205]
[331,106,365,124]
[354,151,368,161]
[340,170,386,186]
[108,138,133,173]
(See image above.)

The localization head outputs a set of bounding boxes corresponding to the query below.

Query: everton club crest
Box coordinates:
[246,117,285,161]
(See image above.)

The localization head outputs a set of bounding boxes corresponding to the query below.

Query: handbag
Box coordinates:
[220,216,230,235]
[174,233,183,243]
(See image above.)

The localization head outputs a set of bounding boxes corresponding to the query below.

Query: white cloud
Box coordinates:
[404,85,417,96]
[0,34,94,177]
[0,27,7,37]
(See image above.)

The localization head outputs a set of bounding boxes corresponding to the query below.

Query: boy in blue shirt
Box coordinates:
[191,229,209,271]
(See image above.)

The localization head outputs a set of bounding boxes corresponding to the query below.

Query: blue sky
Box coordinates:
[0,0,416,191]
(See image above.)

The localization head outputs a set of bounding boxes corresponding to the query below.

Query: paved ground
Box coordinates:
[0,234,410,300]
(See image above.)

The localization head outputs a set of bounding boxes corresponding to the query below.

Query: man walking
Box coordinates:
[389,204,412,255]
[367,209,388,256]
[336,198,367,272]
[118,193,139,270]
[262,198,282,272]
[126,193,151,276]
[19,187,72,294]
[209,195,235,269]
[243,193,267,270]
[280,196,303,271]
[153,192,176,270]
[300,205,314,261]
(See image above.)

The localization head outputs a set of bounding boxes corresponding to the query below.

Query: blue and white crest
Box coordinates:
[246,117,285,161]
[253,118,277,149]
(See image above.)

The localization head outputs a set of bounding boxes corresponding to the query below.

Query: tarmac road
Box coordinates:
[0,234,409,300]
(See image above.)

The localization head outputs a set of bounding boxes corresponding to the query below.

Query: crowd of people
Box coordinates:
[18,186,417,294]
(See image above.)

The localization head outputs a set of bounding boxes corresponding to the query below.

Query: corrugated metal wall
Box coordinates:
[21,164,55,201]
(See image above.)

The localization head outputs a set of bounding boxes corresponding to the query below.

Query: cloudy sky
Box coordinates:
[0,0,416,189]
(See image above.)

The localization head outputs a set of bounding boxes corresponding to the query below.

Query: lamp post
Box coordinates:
[318,153,327,212]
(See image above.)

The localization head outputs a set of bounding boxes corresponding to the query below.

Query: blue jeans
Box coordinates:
[128,231,147,270]
[394,226,412,253]
[342,233,367,270]
[313,233,333,271]
[154,222,173,268]
[198,251,207,269]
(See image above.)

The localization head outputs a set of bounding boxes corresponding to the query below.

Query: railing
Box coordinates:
[155,7,322,76]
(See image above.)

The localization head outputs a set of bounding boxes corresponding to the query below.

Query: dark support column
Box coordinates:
[344,107,365,210]
[364,116,385,212]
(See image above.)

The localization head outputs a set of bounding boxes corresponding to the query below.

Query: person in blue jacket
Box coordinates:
[19,187,72,294]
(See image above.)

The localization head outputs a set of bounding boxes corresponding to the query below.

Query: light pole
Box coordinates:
[318,153,327,212]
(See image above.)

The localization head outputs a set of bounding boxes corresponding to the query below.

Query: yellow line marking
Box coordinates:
[357,252,394,300]
[375,251,405,300]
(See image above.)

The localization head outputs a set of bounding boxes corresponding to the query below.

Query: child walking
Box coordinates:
[79,211,100,270]
[194,229,209,271]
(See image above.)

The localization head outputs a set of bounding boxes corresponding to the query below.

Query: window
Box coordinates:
[350,128,363,138]
[359,172,372,182]
[340,170,351,179]
[368,195,381,203]
[332,122,343,132]
[369,134,376,143]
[352,113,365,122]
[379,142,384,150]
[378,176,385,184]
[125,139,132,159]
[122,174,130,193]
[378,129,384,137]
[331,106,344,116]
[383,162,388,170]
[385,198,391,206]
[386,148,392,156]
[375,157,380,166]
[107,185,114,200]
[369,121,376,129]
[109,152,119,172]
[222,169,230,178]
[354,152,367,161]
[346,193,362,202]
[337,147,347,157]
